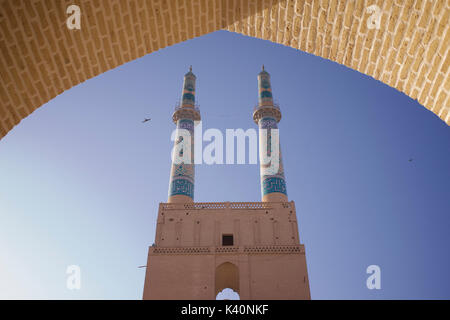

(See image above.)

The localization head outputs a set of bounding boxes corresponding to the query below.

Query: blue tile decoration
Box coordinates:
[260,117,278,129]
[168,70,199,200]
[168,118,196,199]
[258,71,274,105]
[260,90,272,99]
[258,116,287,197]
[261,79,270,89]
[173,163,194,178]
[178,118,194,133]
[182,75,196,105]
[182,92,195,103]
[169,178,194,198]
[262,177,287,195]
[260,117,278,156]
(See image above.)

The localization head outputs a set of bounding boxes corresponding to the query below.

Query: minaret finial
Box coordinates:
[262,64,265,71]
[189,65,192,72]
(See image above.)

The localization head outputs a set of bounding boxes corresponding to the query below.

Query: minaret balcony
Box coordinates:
[253,102,282,123]
[172,103,201,122]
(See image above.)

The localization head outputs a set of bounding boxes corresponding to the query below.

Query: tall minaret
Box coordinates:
[144,67,310,300]
[167,66,201,203]
[253,66,288,202]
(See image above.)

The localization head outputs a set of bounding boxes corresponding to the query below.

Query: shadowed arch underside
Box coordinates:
[0,0,448,140]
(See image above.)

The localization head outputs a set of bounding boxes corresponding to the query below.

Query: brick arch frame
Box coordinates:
[0,0,448,139]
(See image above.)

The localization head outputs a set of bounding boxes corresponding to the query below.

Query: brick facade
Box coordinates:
[0,0,448,139]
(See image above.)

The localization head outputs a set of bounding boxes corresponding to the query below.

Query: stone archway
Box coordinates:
[0,0,448,140]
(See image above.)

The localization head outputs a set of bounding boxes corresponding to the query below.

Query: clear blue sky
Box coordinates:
[0,30,449,299]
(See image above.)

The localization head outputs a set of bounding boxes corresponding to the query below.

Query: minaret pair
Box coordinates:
[167,66,288,203]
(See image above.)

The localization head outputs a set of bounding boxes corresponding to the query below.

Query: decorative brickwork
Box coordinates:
[160,201,284,211]
[1,0,448,140]
[143,200,310,299]
[149,245,304,255]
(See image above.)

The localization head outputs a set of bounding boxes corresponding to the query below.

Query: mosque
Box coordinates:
[142,67,310,300]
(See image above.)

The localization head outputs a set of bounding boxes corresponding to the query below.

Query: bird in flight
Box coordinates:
[408,158,414,162]
[142,118,151,123]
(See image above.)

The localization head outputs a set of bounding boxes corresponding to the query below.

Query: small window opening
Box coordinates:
[222,234,234,246]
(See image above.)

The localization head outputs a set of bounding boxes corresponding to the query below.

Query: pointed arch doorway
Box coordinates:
[215,262,240,300]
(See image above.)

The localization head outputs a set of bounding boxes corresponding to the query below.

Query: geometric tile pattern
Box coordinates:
[259,115,288,197]
[182,69,196,105]
[169,117,196,199]
[262,176,287,195]
[168,177,194,198]
[169,66,198,201]
[258,70,273,105]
